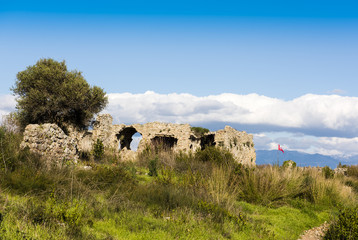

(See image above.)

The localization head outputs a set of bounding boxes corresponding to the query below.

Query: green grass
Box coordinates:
[0,126,357,239]
[236,201,332,239]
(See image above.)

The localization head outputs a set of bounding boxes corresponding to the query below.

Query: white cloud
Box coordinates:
[104,92,358,135]
[254,131,358,157]
[0,95,16,122]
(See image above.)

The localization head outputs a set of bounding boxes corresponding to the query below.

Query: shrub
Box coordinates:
[337,162,348,168]
[322,166,335,179]
[92,139,104,161]
[282,160,296,168]
[191,126,210,137]
[347,165,358,178]
[345,179,358,194]
[148,157,158,177]
[194,146,235,167]
[324,206,358,240]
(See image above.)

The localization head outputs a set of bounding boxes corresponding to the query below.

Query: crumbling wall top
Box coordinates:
[21,114,256,166]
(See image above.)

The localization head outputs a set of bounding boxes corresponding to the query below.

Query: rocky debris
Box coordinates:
[21,114,256,166]
[334,167,348,176]
[81,165,93,170]
[21,123,78,166]
[298,222,330,240]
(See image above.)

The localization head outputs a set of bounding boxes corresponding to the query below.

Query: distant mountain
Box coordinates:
[256,150,357,169]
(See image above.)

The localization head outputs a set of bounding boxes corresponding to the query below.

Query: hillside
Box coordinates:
[0,127,357,239]
[256,150,356,169]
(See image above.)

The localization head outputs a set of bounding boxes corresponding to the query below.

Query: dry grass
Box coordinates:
[206,166,239,210]
[235,165,357,207]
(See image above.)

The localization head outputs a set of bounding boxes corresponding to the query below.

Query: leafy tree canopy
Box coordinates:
[12,58,108,130]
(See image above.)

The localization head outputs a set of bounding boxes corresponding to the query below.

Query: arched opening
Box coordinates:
[200,134,216,150]
[151,136,178,150]
[131,132,143,151]
[116,127,142,151]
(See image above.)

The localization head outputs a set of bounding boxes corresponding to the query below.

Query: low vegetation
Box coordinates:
[191,126,210,137]
[0,125,357,239]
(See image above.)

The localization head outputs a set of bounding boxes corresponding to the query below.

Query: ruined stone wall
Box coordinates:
[21,114,256,166]
[214,126,256,166]
[21,124,78,166]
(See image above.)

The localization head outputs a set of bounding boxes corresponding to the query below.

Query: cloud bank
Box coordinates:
[254,132,358,158]
[104,91,358,136]
[1,92,358,157]
[0,95,16,119]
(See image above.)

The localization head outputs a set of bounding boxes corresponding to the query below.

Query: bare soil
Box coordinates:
[298,222,330,240]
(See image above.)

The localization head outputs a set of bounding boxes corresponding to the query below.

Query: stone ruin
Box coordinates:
[21,114,256,166]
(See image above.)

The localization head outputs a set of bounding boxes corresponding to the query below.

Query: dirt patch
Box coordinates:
[298,222,330,240]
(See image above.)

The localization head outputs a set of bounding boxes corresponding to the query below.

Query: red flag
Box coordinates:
[278,144,284,153]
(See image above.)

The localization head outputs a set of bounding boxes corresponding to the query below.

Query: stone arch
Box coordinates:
[116,127,142,151]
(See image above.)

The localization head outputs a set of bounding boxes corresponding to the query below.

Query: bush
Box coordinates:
[347,165,358,178]
[92,139,104,161]
[191,126,210,137]
[324,206,358,240]
[194,146,235,167]
[148,157,158,177]
[282,160,296,168]
[322,166,335,179]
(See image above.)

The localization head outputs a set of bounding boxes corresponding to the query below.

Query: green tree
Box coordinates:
[12,59,108,130]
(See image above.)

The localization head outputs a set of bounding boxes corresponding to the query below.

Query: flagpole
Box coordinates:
[277,148,279,166]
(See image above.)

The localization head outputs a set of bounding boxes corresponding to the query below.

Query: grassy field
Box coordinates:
[0,126,357,239]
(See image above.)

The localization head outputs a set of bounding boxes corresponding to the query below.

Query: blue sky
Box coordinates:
[1,1,358,160]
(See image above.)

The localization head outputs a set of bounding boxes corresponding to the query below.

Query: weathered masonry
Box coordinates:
[21,114,256,166]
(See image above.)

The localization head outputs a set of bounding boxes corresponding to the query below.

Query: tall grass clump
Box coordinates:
[0,125,25,173]
[235,165,357,208]
[235,165,305,206]
[303,168,356,207]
